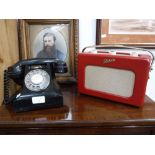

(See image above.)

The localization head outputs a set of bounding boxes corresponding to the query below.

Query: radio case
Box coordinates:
[78,46,152,107]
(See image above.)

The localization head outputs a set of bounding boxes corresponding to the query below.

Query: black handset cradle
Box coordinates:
[4,58,67,112]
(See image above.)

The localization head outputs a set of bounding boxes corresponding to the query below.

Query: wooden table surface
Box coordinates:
[0,84,155,135]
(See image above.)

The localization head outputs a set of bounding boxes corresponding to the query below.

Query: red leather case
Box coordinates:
[78,52,152,107]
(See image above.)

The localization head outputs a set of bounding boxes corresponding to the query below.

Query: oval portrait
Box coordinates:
[31,25,68,61]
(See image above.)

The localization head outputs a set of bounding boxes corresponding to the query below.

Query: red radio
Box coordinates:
[78,45,154,107]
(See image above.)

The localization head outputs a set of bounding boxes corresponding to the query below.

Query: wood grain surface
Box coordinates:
[0,85,155,134]
[0,20,19,105]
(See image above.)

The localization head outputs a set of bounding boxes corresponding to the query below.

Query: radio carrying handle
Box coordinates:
[82,44,154,70]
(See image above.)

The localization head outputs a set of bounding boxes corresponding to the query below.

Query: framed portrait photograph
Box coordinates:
[18,19,79,83]
[96,19,155,47]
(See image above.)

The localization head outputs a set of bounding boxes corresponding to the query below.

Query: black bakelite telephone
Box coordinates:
[4,58,67,112]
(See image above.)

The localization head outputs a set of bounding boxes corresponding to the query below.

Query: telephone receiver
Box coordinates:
[4,58,67,112]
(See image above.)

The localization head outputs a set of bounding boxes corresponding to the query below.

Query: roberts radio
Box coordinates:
[78,45,154,107]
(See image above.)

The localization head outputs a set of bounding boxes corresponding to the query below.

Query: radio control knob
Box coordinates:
[109,51,116,55]
[131,51,138,57]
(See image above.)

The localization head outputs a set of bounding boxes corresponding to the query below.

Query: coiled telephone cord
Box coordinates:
[4,70,10,104]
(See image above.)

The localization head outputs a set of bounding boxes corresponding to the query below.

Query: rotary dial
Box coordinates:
[24,69,50,91]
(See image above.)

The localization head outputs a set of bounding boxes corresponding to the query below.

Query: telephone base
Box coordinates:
[12,96,63,113]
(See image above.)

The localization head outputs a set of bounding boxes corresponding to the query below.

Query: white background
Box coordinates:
[1,0,155,154]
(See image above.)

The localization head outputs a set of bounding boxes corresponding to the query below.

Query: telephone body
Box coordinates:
[4,58,67,112]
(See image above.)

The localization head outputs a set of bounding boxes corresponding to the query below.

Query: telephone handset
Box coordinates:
[4,58,67,112]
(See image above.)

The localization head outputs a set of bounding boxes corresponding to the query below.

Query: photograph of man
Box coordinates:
[36,32,65,60]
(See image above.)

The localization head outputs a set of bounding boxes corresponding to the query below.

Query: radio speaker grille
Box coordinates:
[85,66,135,97]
